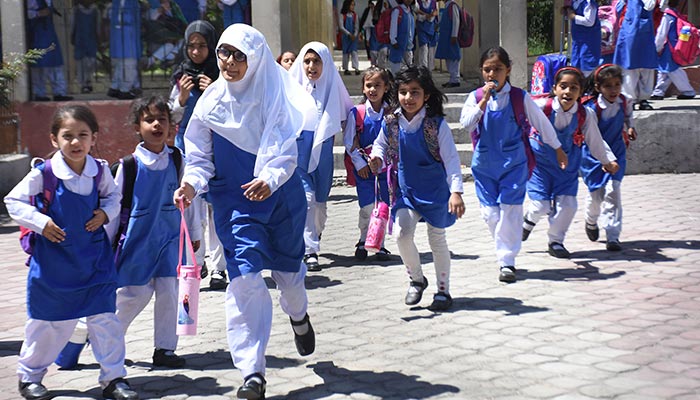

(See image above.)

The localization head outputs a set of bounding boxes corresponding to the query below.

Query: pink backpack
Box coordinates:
[664,8,700,66]
[599,5,619,56]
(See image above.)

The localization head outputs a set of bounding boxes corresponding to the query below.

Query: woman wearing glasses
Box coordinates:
[173,24,318,400]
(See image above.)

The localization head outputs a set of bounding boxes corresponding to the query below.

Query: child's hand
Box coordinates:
[174,183,196,209]
[448,193,465,219]
[556,147,569,170]
[85,209,108,232]
[198,75,213,92]
[628,127,637,141]
[368,156,383,175]
[192,240,201,252]
[358,166,370,179]
[603,161,620,175]
[567,9,576,20]
[178,74,194,105]
[479,81,497,109]
[42,219,66,243]
[242,179,271,202]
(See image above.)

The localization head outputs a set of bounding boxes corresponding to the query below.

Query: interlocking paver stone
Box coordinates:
[1,173,699,399]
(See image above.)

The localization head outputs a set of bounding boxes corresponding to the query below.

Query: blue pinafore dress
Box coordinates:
[581,101,626,191]
[613,0,657,69]
[416,0,438,47]
[435,1,461,61]
[658,13,681,73]
[73,6,98,60]
[209,133,307,278]
[341,12,358,54]
[28,173,116,321]
[296,130,334,203]
[393,117,455,228]
[353,109,389,208]
[528,113,583,201]
[115,156,180,287]
[175,90,202,152]
[29,0,63,68]
[471,97,529,206]
[388,7,414,63]
[571,0,601,72]
[111,0,141,60]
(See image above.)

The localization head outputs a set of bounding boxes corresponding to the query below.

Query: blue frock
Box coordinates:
[296,131,334,203]
[352,108,389,208]
[209,133,307,278]
[388,7,414,63]
[341,12,359,54]
[581,100,627,191]
[28,174,116,321]
[571,0,601,72]
[115,156,180,287]
[435,2,461,61]
[28,0,63,68]
[658,13,681,73]
[416,0,438,47]
[613,0,657,69]
[110,0,141,60]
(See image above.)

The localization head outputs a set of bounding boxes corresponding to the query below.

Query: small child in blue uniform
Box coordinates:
[106,96,201,369]
[388,0,415,75]
[288,42,354,272]
[339,0,361,75]
[343,66,394,261]
[650,0,696,100]
[220,0,250,27]
[4,105,138,400]
[108,0,141,100]
[435,0,462,87]
[414,0,438,70]
[581,64,638,251]
[369,66,465,311]
[461,46,567,284]
[523,67,619,259]
[72,0,99,94]
[173,24,318,400]
[565,0,601,76]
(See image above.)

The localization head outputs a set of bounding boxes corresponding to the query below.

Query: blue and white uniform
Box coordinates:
[613,0,658,102]
[73,3,98,90]
[339,10,360,72]
[581,94,634,242]
[371,107,463,295]
[460,83,562,268]
[570,0,601,75]
[26,0,69,98]
[221,0,250,27]
[182,24,318,379]
[388,3,415,74]
[289,42,354,257]
[651,6,696,98]
[4,152,127,388]
[414,0,438,69]
[110,0,141,93]
[435,0,461,84]
[174,0,206,23]
[525,97,616,246]
[343,101,390,244]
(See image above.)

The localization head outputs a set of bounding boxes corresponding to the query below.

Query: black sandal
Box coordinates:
[290,314,315,356]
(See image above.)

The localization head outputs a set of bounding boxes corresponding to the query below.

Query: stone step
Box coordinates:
[332,143,473,170]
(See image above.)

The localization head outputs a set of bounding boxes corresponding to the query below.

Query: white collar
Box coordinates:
[50,152,98,180]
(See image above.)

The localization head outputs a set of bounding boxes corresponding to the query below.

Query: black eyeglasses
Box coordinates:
[216,47,247,62]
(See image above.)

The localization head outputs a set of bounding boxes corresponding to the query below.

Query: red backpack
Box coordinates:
[664,8,700,66]
[375,6,402,44]
[447,1,474,48]
[539,96,587,149]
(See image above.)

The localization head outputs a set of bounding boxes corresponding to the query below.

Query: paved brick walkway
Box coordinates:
[1,173,699,399]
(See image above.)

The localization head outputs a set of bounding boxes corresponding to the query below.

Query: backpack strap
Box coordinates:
[37,159,58,214]
[169,145,183,177]
[423,116,442,162]
[509,88,537,178]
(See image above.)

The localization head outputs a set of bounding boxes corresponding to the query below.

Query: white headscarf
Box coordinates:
[288,41,354,173]
[191,24,317,183]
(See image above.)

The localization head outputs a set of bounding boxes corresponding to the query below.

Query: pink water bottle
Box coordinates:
[365,201,389,253]
[176,202,201,336]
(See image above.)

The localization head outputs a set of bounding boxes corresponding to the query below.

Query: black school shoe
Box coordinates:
[152,348,186,368]
[428,292,453,311]
[290,313,315,356]
[303,253,321,272]
[548,242,571,259]
[237,373,266,399]
[18,381,50,400]
[210,269,228,290]
[606,240,622,251]
[522,218,536,241]
[375,247,391,261]
[102,378,139,400]
[499,266,516,283]
[405,276,428,305]
[354,241,368,260]
[585,223,600,242]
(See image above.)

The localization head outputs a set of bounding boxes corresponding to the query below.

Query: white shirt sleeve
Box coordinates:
[655,14,672,52]
[459,91,483,133]
[103,163,124,243]
[450,2,459,38]
[343,109,369,170]
[4,168,52,234]
[525,95,563,149]
[574,1,596,27]
[182,116,215,196]
[582,108,617,164]
[339,13,351,35]
[169,85,185,124]
[437,120,464,193]
[642,0,656,11]
[390,7,400,44]
[97,160,122,225]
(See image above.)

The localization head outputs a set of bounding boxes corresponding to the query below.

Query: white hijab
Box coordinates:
[288,41,354,173]
[191,24,317,179]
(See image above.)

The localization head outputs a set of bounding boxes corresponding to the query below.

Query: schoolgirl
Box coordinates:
[339,0,361,75]
[460,46,567,283]
[613,0,658,110]
[369,66,465,311]
[388,0,416,74]
[288,41,354,272]
[106,96,201,369]
[108,0,141,100]
[4,105,138,400]
[523,67,619,259]
[565,0,602,76]
[173,24,318,400]
[277,50,297,70]
[435,0,462,87]
[343,66,394,261]
[581,64,638,251]
[414,0,438,70]
[650,0,696,100]
[73,0,99,94]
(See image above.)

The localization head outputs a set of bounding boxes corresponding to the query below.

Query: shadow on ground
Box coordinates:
[401,296,549,321]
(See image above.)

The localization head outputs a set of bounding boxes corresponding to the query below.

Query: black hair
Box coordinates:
[587,64,623,97]
[128,95,172,126]
[276,50,297,65]
[51,104,99,135]
[668,0,680,8]
[361,66,395,109]
[479,46,512,69]
[554,67,586,90]
[341,0,354,14]
[391,65,446,117]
